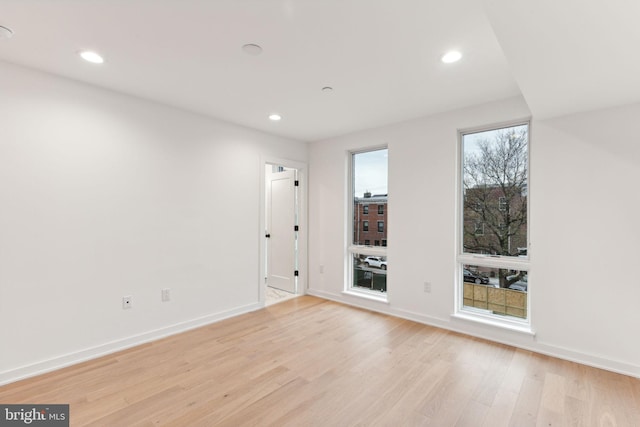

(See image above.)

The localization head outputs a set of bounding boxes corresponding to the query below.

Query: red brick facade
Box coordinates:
[353,194,388,246]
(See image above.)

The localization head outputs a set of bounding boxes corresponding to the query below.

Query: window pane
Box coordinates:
[462,264,527,319]
[352,254,387,292]
[462,124,528,256]
[353,149,388,246]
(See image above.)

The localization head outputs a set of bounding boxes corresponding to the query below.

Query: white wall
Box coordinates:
[308,96,640,377]
[0,61,307,384]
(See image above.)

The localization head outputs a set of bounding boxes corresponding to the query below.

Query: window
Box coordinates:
[499,197,507,211]
[459,122,529,326]
[474,222,484,236]
[350,148,388,297]
[378,205,384,215]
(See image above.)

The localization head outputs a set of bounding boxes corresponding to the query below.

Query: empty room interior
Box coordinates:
[1,1,639,425]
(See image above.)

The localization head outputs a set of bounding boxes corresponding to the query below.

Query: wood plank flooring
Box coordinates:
[1,296,639,426]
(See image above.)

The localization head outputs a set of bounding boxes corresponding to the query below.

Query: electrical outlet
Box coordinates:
[424,282,432,293]
[122,296,132,309]
[161,288,171,302]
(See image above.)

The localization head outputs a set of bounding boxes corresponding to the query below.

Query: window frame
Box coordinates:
[347,146,389,301]
[456,120,532,331]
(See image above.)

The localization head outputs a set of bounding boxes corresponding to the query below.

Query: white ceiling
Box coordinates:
[0,0,638,142]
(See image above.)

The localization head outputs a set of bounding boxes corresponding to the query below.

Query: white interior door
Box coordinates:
[266,168,297,293]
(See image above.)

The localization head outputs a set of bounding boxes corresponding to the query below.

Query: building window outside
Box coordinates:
[474,222,484,236]
[350,148,388,297]
[459,122,529,325]
[499,196,507,211]
[382,239,387,247]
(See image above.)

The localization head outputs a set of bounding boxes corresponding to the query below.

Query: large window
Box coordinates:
[350,148,388,297]
[459,122,529,326]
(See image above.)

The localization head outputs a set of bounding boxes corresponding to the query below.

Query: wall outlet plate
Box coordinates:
[424,282,432,293]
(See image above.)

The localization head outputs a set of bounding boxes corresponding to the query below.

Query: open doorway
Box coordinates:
[261,160,306,306]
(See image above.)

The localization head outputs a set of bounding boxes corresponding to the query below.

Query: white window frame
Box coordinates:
[455,120,532,333]
[346,147,388,302]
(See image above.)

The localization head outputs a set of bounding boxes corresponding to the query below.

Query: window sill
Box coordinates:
[451,310,535,336]
[342,290,389,304]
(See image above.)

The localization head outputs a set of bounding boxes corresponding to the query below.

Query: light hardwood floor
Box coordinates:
[1,296,639,426]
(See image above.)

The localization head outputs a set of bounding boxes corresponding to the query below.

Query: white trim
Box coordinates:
[0,302,262,386]
[459,254,530,271]
[456,120,532,328]
[259,156,309,306]
[451,311,534,335]
[348,245,387,257]
[306,290,640,379]
[342,289,389,303]
[347,147,388,295]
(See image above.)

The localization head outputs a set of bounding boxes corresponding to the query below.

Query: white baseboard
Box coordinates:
[306,289,640,379]
[0,302,263,386]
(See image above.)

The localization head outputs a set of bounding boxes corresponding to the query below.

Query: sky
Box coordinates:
[353,148,388,197]
[463,124,528,157]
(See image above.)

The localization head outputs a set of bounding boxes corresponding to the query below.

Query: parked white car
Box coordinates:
[363,256,387,270]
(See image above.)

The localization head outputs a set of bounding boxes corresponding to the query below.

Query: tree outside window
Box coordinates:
[459,122,530,326]
[462,124,528,290]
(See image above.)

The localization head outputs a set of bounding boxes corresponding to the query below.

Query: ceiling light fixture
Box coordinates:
[322,86,333,92]
[269,114,282,121]
[0,25,13,39]
[242,44,263,56]
[441,50,462,64]
[79,50,105,64]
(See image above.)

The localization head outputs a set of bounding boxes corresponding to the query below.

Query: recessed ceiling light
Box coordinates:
[242,44,263,56]
[441,50,462,64]
[0,25,13,40]
[322,86,333,92]
[269,114,282,121]
[79,51,105,64]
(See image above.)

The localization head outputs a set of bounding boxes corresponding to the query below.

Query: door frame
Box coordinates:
[259,156,308,305]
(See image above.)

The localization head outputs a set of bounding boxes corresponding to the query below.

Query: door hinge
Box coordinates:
[294,180,299,187]
[294,225,299,231]
[294,270,299,277]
